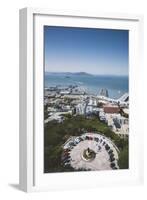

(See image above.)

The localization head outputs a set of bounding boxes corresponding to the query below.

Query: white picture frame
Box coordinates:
[19,7,144,192]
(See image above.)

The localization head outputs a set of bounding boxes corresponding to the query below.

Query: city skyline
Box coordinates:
[44,26,129,76]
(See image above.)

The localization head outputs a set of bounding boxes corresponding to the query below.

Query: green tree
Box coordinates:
[118,146,129,169]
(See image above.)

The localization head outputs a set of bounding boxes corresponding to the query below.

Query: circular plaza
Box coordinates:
[62,133,119,171]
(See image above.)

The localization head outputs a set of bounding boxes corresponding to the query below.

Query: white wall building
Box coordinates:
[76,103,86,115]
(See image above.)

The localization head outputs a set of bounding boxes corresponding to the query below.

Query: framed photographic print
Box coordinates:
[19,8,143,192]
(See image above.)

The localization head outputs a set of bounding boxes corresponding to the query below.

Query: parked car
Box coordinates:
[86,136,89,140]
[105,144,110,150]
[78,137,84,142]
[64,162,70,167]
[63,158,71,164]
[64,149,70,153]
[102,141,106,146]
[97,146,102,151]
[110,162,115,168]
[81,135,86,140]
[113,167,118,170]
[108,149,113,154]
[64,151,70,156]
[94,137,99,142]
[75,137,80,143]
[109,157,115,162]
[69,142,76,146]
[89,136,93,140]
[99,139,102,143]
[110,153,114,158]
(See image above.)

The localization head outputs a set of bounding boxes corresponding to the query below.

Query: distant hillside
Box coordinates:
[45,72,93,76]
[73,72,92,76]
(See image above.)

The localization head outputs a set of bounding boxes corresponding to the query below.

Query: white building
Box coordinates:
[104,113,129,137]
[60,90,70,95]
[76,103,86,115]
[88,98,97,106]
[85,105,93,113]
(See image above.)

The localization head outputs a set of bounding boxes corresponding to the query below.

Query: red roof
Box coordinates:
[103,106,120,114]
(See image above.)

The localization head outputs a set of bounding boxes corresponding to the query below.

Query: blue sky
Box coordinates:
[44,26,128,76]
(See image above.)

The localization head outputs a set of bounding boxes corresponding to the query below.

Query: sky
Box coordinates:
[44,26,128,76]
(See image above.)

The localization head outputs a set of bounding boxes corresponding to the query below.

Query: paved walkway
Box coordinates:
[64,133,119,171]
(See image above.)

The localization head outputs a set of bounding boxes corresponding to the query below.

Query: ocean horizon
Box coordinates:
[44,72,128,99]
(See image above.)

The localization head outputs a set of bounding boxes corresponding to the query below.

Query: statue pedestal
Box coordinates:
[82,148,96,162]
